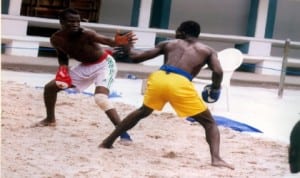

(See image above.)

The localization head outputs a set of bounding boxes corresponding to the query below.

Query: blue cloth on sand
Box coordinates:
[186,115,262,133]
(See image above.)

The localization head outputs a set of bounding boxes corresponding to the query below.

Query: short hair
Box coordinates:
[59,8,80,21]
[177,21,201,37]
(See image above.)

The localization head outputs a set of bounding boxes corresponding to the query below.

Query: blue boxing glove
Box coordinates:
[201,84,221,103]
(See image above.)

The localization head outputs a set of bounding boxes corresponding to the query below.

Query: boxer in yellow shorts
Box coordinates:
[100,21,234,170]
[144,68,207,117]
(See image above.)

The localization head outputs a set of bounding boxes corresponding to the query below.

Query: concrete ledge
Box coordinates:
[2,15,299,74]
[2,35,51,47]
[1,35,51,57]
[1,54,300,89]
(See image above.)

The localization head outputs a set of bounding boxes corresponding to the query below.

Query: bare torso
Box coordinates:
[162,39,216,77]
[51,28,105,63]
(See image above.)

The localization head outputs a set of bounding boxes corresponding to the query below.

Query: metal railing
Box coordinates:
[2,14,300,97]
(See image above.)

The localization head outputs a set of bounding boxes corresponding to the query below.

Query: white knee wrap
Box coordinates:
[94,94,114,111]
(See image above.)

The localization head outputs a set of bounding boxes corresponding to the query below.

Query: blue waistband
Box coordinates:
[160,65,193,81]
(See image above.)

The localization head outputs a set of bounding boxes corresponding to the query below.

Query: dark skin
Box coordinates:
[99,25,234,170]
[289,120,300,173]
[34,13,136,129]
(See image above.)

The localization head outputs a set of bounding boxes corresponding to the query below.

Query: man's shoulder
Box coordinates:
[194,41,215,52]
[50,31,64,42]
[50,29,65,40]
[51,30,61,37]
[81,28,96,34]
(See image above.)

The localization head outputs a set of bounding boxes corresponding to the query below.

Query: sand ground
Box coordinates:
[2,70,298,177]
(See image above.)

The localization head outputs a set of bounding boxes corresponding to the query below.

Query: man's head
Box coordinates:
[289,120,300,173]
[59,8,81,33]
[176,21,201,39]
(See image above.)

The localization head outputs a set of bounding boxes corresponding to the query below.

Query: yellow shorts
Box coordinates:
[143,70,207,117]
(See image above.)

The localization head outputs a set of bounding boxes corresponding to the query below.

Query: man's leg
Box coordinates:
[105,108,132,141]
[34,80,61,127]
[100,105,153,148]
[192,109,234,170]
[94,86,119,123]
[94,86,133,141]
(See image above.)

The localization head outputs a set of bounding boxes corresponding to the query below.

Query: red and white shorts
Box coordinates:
[69,54,117,92]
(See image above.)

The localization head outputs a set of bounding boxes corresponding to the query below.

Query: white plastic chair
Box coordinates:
[194,48,244,111]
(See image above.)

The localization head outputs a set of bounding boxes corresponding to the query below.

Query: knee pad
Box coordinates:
[94,94,114,111]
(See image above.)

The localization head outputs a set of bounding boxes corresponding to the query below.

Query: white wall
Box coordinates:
[274,0,300,41]
[272,0,300,58]
[98,0,299,41]
[169,0,251,36]
[99,0,133,26]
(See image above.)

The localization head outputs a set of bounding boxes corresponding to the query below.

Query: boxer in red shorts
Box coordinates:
[33,8,136,142]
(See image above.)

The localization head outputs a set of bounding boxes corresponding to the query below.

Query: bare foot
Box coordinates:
[31,119,56,127]
[98,142,113,149]
[212,160,235,170]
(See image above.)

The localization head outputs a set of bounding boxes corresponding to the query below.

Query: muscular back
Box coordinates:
[130,36,222,84]
[163,39,218,78]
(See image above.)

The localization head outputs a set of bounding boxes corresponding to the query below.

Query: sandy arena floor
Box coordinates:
[1,70,299,177]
